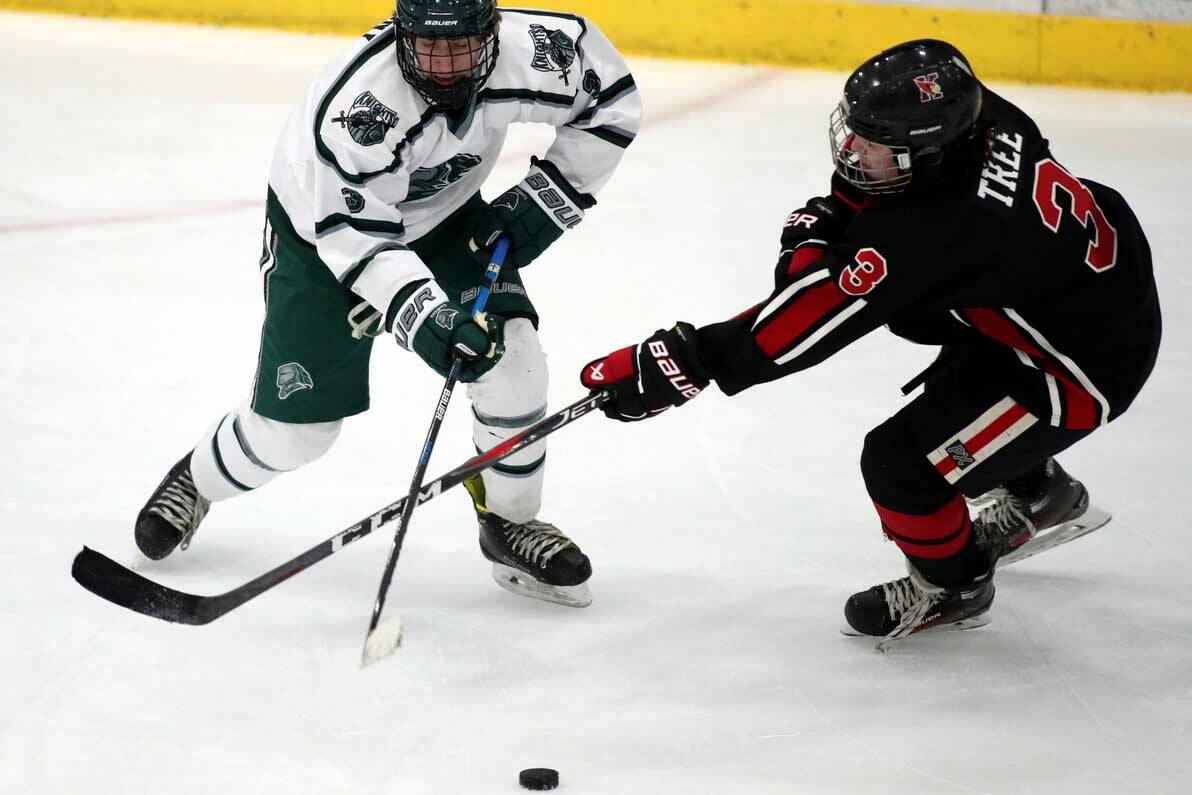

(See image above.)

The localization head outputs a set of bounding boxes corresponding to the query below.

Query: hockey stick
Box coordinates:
[360,238,509,666]
[71,388,612,626]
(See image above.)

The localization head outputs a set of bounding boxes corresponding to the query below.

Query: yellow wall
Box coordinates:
[5,0,1191,91]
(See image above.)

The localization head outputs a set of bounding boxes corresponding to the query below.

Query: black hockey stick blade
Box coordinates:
[72,389,612,626]
[73,546,208,624]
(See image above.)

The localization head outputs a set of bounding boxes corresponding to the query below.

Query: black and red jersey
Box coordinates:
[697,90,1161,430]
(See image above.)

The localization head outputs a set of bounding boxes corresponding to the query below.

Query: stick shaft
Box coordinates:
[70,389,612,626]
[364,238,509,638]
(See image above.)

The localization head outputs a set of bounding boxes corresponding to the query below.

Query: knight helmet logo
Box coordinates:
[528,24,576,84]
[945,440,976,469]
[276,362,314,400]
[913,73,944,103]
[431,305,459,331]
[341,188,365,213]
[332,91,399,146]
[491,188,522,213]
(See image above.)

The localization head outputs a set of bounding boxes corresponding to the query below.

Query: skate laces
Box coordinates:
[880,577,923,622]
[876,569,946,649]
[147,471,210,549]
[501,519,574,568]
[974,490,1035,556]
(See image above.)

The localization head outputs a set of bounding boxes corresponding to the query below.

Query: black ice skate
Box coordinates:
[843,564,995,652]
[972,458,1112,566]
[464,475,592,608]
[134,451,210,560]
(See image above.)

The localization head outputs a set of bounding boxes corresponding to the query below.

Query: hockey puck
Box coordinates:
[519,768,559,790]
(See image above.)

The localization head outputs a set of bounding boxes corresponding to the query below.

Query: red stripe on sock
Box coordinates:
[874,493,971,559]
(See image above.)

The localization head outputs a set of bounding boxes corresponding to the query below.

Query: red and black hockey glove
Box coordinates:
[580,323,710,422]
[781,173,871,242]
[775,174,874,284]
[780,174,872,247]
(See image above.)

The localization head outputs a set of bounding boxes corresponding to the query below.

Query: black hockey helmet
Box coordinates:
[830,39,983,194]
[395,0,499,108]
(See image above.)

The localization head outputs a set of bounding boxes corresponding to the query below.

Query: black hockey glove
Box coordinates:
[779,174,872,247]
[580,323,710,422]
[388,280,506,382]
[469,157,595,268]
[775,174,874,284]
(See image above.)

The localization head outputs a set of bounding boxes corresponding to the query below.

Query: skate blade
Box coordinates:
[491,563,592,608]
[999,505,1111,566]
[840,614,990,639]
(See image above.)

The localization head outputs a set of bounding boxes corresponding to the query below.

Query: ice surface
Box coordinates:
[3,12,1191,794]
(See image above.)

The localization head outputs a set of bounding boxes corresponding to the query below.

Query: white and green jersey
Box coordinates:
[268,8,641,318]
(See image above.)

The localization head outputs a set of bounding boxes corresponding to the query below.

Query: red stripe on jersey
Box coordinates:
[755,281,848,356]
[784,245,827,278]
[733,303,763,322]
[1062,383,1097,428]
[874,493,971,559]
[932,402,1029,478]
[963,308,1044,358]
[833,189,872,212]
[962,308,1099,428]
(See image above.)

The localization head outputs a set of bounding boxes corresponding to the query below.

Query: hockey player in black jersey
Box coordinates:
[579,40,1160,646]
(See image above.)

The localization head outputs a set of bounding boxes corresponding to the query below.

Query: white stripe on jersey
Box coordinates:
[752,269,830,329]
[774,298,867,366]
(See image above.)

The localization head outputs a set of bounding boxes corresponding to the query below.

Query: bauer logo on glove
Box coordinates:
[580,322,710,422]
[468,157,595,268]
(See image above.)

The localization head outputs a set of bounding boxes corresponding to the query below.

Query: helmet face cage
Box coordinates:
[829,40,983,195]
[829,101,913,194]
[395,4,499,109]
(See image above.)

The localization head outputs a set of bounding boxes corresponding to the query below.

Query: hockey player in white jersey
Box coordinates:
[133,0,641,608]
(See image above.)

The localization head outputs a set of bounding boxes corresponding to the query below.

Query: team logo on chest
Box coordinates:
[406,153,483,202]
[332,91,399,146]
[913,73,943,102]
[529,24,576,85]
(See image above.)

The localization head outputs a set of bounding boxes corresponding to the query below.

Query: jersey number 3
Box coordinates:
[1033,159,1117,272]
[838,247,888,296]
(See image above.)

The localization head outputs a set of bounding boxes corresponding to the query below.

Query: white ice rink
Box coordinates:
[3,12,1192,794]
